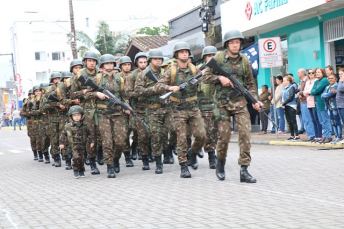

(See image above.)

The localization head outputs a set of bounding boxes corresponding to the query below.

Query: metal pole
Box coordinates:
[270,68,278,138]
[69,0,77,59]
[11,53,19,109]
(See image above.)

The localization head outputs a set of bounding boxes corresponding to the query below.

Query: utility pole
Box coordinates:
[69,0,78,59]
[200,0,217,46]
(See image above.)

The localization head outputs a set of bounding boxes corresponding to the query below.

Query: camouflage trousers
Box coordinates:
[217,103,251,165]
[166,109,177,146]
[98,113,129,164]
[27,120,36,151]
[83,107,98,158]
[201,111,218,152]
[58,114,69,156]
[127,111,148,155]
[72,149,85,171]
[30,120,38,151]
[49,115,60,155]
[146,108,169,157]
[38,119,50,152]
[170,107,206,164]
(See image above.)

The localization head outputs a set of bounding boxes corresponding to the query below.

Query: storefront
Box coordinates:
[221,0,344,87]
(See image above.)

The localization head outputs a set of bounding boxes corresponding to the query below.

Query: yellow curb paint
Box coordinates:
[269,141,344,148]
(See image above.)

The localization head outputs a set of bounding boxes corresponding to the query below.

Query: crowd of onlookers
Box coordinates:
[258,65,344,144]
[0,110,26,130]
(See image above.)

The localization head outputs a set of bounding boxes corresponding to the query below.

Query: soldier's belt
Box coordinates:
[170,96,197,104]
[97,103,122,110]
[56,108,67,112]
[136,106,145,111]
[145,104,166,108]
[58,111,68,115]
[199,100,213,105]
[37,119,43,122]
[27,117,31,120]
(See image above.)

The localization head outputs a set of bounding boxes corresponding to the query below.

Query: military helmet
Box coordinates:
[134,52,147,67]
[69,105,84,116]
[147,49,163,63]
[114,66,121,72]
[119,56,132,68]
[33,85,40,92]
[189,52,194,61]
[61,71,73,81]
[70,59,83,73]
[28,89,33,95]
[222,29,245,48]
[163,57,170,63]
[50,72,61,83]
[201,46,217,59]
[172,41,190,58]
[82,51,98,64]
[39,83,49,90]
[99,54,116,68]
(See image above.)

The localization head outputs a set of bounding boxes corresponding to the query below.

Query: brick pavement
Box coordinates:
[0,130,343,228]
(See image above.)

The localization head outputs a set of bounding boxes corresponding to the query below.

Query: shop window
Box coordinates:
[52,52,65,61]
[35,52,46,61]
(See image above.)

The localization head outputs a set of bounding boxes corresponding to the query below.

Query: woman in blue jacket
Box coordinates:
[321,74,342,143]
[311,68,332,143]
[281,75,299,141]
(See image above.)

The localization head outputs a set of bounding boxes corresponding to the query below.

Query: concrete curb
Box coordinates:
[0,127,27,130]
[230,139,344,148]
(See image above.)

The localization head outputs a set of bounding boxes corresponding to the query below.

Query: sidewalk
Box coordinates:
[230,132,344,149]
[0,126,27,130]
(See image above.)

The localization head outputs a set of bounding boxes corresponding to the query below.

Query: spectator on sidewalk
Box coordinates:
[271,75,285,134]
[258,85,271,134]
[5,114,11,126]
[298,68,315,141]
[311,68,332,143]
[268,76,278,134]
[336,68,344,144]
[321,74,342,143]
[12,109,21,131]
[325,65,339,82]
[281,75,299,141]
[304,68,322,142]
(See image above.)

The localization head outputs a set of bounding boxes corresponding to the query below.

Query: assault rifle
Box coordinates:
[159,63,206,100]
[145,70,159,83]
[48,93,61,102]
[78,75,150,130]
[206,57,278,129]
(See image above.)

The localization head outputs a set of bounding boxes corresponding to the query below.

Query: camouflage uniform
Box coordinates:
[26,97,38,153]
[60,120,94,172]
[154,63,206,165]
[127,69,140,150]
[202,51,257,165]
[20,99,37,160]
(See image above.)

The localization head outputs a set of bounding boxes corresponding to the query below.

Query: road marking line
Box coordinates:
[8,150,23,154]
[0,206,18,229]
[0,152,4,155]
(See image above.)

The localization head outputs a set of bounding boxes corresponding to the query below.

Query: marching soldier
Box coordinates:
[22,89,37,160]
[135,49,168,174]
[197,46,218,169]
[154,42,206,178]
[71,51,100,175]
[202,29,260,182]
[38,83,51,163]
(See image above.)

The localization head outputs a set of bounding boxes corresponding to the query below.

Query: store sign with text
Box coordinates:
[246,0,289,20]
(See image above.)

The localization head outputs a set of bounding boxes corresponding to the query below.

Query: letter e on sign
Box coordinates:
[258,37,283,68]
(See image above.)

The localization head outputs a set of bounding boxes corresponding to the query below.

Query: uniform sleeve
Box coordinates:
[245,61,258,101]
[153,67,172,94]
[59,128,67,146]
[70,72,84,99]
[123,74,136,99]
[59,83,73,106]
[134,72,155,97]
[86,126,95,144]
[201,67,220,84]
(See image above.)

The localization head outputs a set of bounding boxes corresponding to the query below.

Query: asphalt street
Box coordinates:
[0,129,343,229]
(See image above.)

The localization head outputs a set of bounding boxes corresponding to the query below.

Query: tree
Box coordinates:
[136,25,170,36]
[76,20,130,56]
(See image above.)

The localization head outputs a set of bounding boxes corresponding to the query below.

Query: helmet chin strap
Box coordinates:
[123,70,131,74]
[105,68,113,73]
[139,67,146,71]
[150,63,161,71]
[178,58,189,63]
[86,67,95,71]
[228,49,240,56]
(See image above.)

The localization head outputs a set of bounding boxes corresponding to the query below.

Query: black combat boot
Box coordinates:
[33,150,38,160]
[198,148,204,158]
[65,157,72,170]
[54,154,61,167]
[142,155,150,170]
[155,155,163,174]
[61,150,65,161]
[172,145,177,155]
[187,148,198,170]
[73,170,80,179]
[107,164,116,178]
[208,151,216,169]
[216,158,226,180]
[38,151,44,162]
[163,149,169,164]
[113,157,120,173]
[180,163,191,178]
[96,145,104,165]
[166,145,175,164]
[79,171,85,178]
[51,154,56,166]
[85,152,90,165]
[43,152,50,164]
[124,152,134,167]
[240,165,257,183]
[148,143,155,163]
[89,157,100,174]
[131,141,138,160]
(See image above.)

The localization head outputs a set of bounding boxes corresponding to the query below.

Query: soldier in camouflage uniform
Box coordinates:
[20,90,37,160]
[197,46,219,169]
[86,54,132,178]
[118,56,136,167]
[129,52,148,160]
[60,105,94,179]
[43,73,62,167]
[154,42,206,178]
[135,49,169,173]
[71,51,100,175]
[202,29,261,182]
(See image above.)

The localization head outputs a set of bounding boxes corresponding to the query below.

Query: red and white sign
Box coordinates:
[258,37,283,68]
